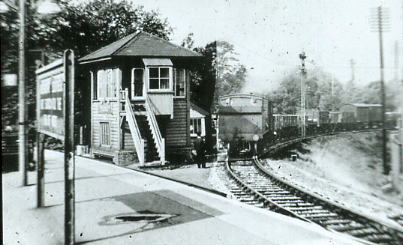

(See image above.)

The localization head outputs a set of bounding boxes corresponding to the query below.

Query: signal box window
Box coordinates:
[149,67,170,90]
[131,68,144,98]
[96,68,121,99]
[174,69,186,97]
[91,71,97,100]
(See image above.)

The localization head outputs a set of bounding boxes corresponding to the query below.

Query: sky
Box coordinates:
[69,0,403,93]
[130,0,402,93]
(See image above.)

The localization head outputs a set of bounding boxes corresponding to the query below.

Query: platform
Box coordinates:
[3,150,363,245]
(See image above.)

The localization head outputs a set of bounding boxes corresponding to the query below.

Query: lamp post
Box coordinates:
[1,0,61,186]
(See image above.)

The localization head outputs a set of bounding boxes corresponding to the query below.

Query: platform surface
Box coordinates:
[3,150,363,245]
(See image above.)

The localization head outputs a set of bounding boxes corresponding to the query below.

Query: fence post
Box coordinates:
[64,49,75,245]
[36,132,45,207]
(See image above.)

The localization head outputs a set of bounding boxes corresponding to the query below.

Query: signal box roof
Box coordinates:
[79,31,201,63]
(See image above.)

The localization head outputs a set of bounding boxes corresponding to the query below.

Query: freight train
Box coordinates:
[216,94,398,157]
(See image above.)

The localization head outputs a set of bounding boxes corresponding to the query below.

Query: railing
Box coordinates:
[124,89,145,165]
[120,90,127,112]
[145,96,165,163]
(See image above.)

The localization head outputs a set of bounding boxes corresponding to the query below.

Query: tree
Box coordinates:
[181,32,195,49]
[36,0,172,58]
[1,0,172,127]
[188,40,247,111]
[1,1,45,126]
[268,68,344,113]
[214,41,247,105]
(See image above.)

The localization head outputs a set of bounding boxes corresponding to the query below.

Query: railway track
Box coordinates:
[225,158,403,245]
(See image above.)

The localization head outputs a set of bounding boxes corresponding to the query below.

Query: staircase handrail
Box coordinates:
[145,96,165,163]
[124,89,145,164]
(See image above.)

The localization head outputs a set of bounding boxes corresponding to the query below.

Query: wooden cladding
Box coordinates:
[165,99,189,148]
[91,101,119,153]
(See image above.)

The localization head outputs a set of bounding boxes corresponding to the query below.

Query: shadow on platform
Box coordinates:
[75,190,223,244]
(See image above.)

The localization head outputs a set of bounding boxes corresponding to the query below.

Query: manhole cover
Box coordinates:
[101,211,177,225]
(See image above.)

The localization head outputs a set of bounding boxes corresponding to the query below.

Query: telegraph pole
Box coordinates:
[350,59,355,83]
[299,52,307,138]
[370,6,389,175]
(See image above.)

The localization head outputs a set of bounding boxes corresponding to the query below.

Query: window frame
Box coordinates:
[190,118,202,137]
[91,71,97,100]
[174,68,186,98]
[131,68,145,99]
[96,68,121,100]
[147,66,173,92]
[99,122,111,146]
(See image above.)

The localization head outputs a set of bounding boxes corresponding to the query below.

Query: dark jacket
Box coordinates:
[195,137,207,162]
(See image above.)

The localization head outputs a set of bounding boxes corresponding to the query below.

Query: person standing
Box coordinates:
[194,133,203,168]
[199,137,208,168]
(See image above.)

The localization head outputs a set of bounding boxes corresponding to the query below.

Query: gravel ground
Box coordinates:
[262,132,403,228]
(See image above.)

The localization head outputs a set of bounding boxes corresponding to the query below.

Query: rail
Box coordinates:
[225,156,402,244]
[253,136,403,244]
[225,158,310,222]
[145,96,165,163]
[123,89,145,165]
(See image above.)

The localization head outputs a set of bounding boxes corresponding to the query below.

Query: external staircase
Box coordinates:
[123,89,165,165]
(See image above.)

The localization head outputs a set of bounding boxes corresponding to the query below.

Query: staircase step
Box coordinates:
[134,114,160,162]
[125,102,162,163]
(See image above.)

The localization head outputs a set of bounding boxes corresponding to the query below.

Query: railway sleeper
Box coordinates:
[295,209,334,216]
[302,212,339,221]
[321,219,355,226]
[239,197,256,202]
[260,191,291,196]
[265,194,298,199]
[287,206,324,212]
[245,180,277,185]
[259,188,290,192]
[240,200,261,206]
[279,202,316,208]
[242,200,262,206]
[326,222,366,232]
[253,188,285,192]
[270,196,302,201]
[245,184,274,188]
[347,227,384,238]
[247,184,277,189]
[274,200,310,205]
[365,234,395,244]
[233,192,254,197]
[230,189,246,193]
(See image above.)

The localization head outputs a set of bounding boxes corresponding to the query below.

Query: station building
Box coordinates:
[78,31,202,165]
